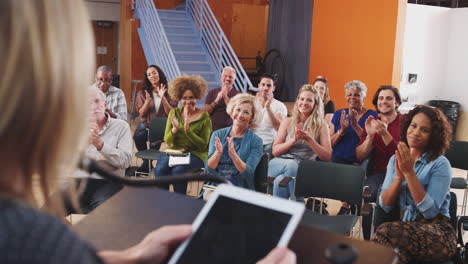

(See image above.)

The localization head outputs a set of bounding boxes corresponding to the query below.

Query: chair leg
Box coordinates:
[370,203,376,240]
[462,173,468,216]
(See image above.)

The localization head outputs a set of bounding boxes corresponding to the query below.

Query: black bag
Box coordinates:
[306,198,329,215]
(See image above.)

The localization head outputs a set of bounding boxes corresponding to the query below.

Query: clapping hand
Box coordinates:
[395,142,416,178]
[226,137,238,159]
[349,109,359,128]
[144,90,152,104]
[157,84,167,98]
[89,120,103,150]
[263,91,273,109]
[214,89,224,104]
[293,122,303,142]
[339,110,350,131]
[214,136,223,154]
[295,123,312,142]
[364,116,377,136]
[182,107,191,132]
[373,118,388,136]
[170,113,179,134]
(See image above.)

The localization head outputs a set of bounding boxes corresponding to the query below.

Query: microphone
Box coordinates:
[78,156,227,187]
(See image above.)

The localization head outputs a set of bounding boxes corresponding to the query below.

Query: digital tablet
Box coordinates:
[168,184,305,264]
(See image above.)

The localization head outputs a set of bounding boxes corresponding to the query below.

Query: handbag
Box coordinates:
[306,198,329,215]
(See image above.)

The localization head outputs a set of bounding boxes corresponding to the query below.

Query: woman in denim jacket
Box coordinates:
[374,105,457,263]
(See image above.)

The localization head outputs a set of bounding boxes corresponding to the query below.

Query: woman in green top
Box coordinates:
[154,75,212,194]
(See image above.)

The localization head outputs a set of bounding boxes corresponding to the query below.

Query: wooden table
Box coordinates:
[74,187,396,264]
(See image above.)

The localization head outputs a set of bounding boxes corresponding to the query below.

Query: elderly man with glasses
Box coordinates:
[91,65,128,121]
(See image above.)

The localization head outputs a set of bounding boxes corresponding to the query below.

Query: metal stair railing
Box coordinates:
[186,0,253,93]
[135,0,181,81]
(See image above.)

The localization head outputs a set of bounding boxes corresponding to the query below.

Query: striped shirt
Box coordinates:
[91,85,128,121]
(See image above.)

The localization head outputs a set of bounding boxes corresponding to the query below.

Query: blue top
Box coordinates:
[205,126,263,190]
[331,108,377,164]
[217,137,243,186]
[379,154,452,221]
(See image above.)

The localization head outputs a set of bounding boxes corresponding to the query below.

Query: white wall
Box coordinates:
[400,5,468,112]
[86,1,120,21]
[399,4,450,106]
[445,8,468,110]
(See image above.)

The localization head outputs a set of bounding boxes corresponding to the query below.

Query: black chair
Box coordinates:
[134,117,167,177]
[445,141,468,215]
[254,153,269,193]
[294,160,365,236]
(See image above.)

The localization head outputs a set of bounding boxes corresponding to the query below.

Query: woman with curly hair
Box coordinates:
[373,105,456,263]
[269,85,332,201]
[154,75,212,194]
[134,65,178,173]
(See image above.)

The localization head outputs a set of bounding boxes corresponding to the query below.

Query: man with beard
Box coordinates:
[252,73,287,154]
[204,66,241,131]
[356,85,403,240]
[91,66,128,121]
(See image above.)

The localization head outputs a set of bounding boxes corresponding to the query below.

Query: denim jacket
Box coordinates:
[205,126,263,190]
[379,153,452,221]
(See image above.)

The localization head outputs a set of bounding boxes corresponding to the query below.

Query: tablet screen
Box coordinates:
[174,195,292,264]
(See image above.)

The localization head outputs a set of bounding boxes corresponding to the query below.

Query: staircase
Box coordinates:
[134,0,254,103]
[158,9,219,92]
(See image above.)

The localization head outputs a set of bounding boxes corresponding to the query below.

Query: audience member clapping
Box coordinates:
[154,75,212,194]
[269,85,332,201]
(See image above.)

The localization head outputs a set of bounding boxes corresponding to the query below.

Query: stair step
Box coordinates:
[159,15,189,22]
[166,33,199,43]
[163,25,195,34]
[179,61,212,71]
[160,17,191,27]
[174,51,208,61]
[181,70,218,82]
[170,42,203,52]
[157,10,187,19]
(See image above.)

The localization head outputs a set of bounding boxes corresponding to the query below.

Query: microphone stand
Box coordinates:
[79,157,227,187]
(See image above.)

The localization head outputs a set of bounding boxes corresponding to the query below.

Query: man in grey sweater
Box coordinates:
[69,87,132,213]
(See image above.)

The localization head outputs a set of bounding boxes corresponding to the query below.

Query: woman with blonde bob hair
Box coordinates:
[205,93,263,190]
[269,85,332,201]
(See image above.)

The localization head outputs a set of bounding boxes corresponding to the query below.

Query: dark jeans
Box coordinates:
[154,153,204,194]
[133,122,149,168]
[65,178,123,214]
[362,171,386,240]
[133,122,148,152]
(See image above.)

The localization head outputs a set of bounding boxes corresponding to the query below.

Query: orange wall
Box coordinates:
[119,0,133,110]
[208,0,269,69]
[154,0,184,10]
[309,0,406,110]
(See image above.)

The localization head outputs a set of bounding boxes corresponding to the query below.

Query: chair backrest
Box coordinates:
[295,160,365,204]
[148,117,167,149]
[254,153,269,193]
[445,141,468,171]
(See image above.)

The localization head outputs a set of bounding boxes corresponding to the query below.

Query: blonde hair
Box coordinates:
[226,93,257,129]
[291,85,324,140]
[0,0,95,214]
[168,74,208,101]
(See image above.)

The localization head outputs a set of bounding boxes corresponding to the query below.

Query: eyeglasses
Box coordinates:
[181,96,196,101]
[96,78,113,83]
